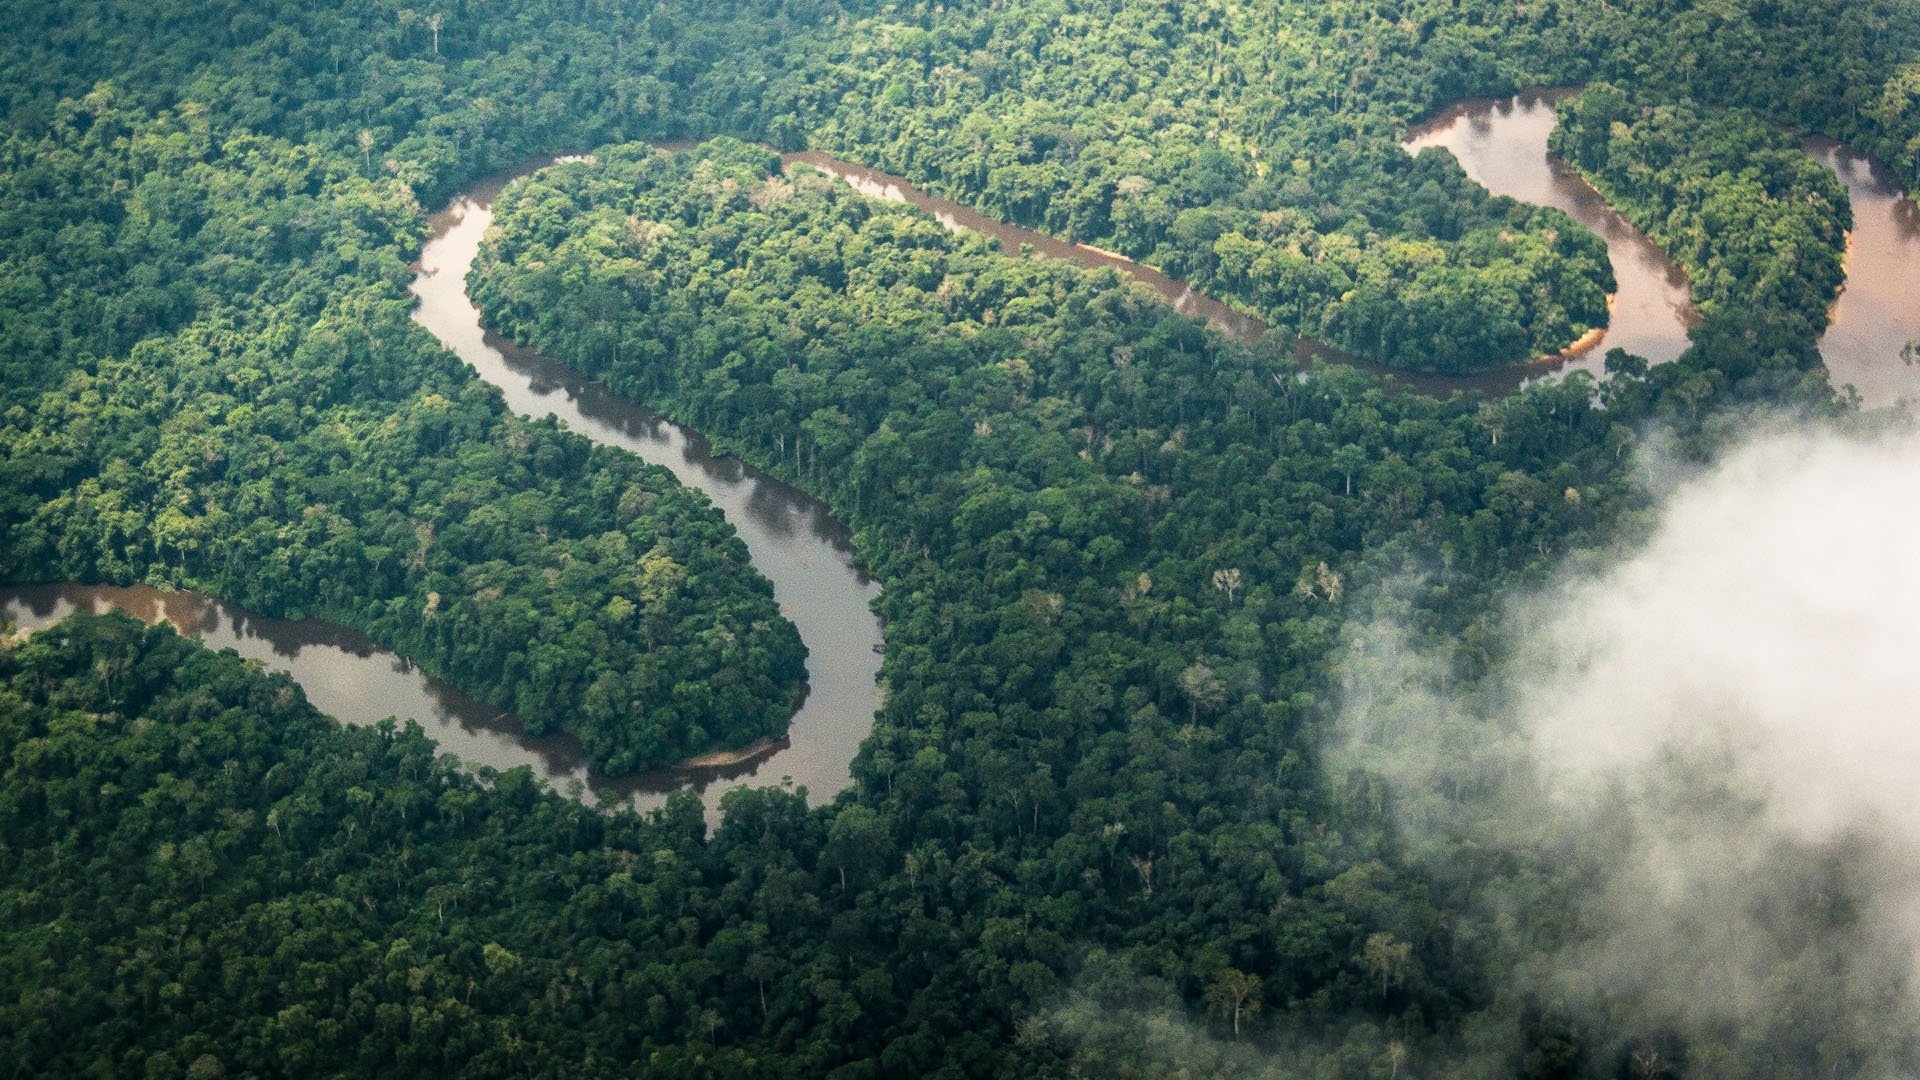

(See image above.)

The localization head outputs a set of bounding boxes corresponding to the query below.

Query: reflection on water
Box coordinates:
[1,582,621,793]
[1807,138,1920,409]
[786,152,1270,342]
[407,168,885,819]
[26,126,1901,818]
[1402,89,1699,390]
[1404,92,1920,409]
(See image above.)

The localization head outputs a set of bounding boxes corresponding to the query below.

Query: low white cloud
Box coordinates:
[1330,419,1920,1071]
[1516,428,1920,840]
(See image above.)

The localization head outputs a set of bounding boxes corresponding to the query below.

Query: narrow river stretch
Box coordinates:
[783,151,1480,396]
[787,151,1270,342]
[1403,89,1698,384]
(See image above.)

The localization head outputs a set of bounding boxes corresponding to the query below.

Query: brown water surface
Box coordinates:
[21,123,1903,818]
[407,165,885,817]
[1405,93,1920,408]
[2,158,891,822]
[786,152,1271,341]
[1806,138,1920,409]
[1403,89,1699,386]
[0,582,641,789]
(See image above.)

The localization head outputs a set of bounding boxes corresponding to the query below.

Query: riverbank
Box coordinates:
[413,165,886,820]
[1402,89,1698,387]
[1405,89,1920,408]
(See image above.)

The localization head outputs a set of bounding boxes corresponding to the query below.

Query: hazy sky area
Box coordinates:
[1333,417,1920,1066]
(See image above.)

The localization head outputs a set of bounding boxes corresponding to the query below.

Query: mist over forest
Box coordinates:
[1332,419,1920,1074]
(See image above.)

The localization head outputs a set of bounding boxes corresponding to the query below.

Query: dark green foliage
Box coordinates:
[4,0,1917,375]
[773,0,1623,371]
[466,140,1707,1072]
[1552,85,1851,333]
[0,95,804,775]
[462,133,1867,1072]
[0,612,827,1075]
[1549,85,1862,437]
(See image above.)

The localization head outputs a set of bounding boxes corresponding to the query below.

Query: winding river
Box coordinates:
[1,582,643,795]
[827,106,1919,402]
[5,163,890,821]
[1404,90,1698,381]
[1405,90,1920,407]
[8,108,1915,816]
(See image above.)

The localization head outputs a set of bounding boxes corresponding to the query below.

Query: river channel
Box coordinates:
[1406,90,1920,408]
[1404,89,1699,386]
[782,151,1479,395]
[8,112,1914,816]
[1806,138,1920,409]
[4,163,890,821]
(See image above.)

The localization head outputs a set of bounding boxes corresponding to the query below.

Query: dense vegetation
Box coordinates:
[0,93,804,774]
[6,0,1919,373]
[1551,85,1852,338]
[781,0,1627,371]
[0,612,837,1075]
[459,138,1870,1075]
[3,0,1920,1074]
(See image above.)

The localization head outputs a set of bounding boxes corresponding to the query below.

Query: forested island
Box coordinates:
[5,0,1920,1075]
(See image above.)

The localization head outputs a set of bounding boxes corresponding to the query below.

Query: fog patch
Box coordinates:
[1036,983,1404,1079]
[1331,420,1920,1073]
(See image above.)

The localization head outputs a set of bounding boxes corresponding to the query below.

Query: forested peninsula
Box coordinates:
[5,0,1920,1075]
[1550,85,1852,337]
[0,90,806,774]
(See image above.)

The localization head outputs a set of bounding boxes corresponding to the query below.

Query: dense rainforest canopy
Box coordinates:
[3,0,1920,1074]
[0,98,806,774]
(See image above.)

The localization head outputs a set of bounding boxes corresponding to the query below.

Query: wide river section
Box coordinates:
[1404,89,1698,384]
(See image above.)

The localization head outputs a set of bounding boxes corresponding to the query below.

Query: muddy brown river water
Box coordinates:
[10,111,1913,816]
[5,166,889,821]
[1405,91,1920,407]
[1403,89,1699,385]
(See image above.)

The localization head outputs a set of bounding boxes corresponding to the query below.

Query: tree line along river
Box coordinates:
[1406,89,1920,408]
[6,95,1916,815]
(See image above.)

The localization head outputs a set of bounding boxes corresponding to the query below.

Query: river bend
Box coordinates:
[1406,91,1920,407]
[407,165,885,817]
[9,116,1914,815]
[5,163,889,821]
